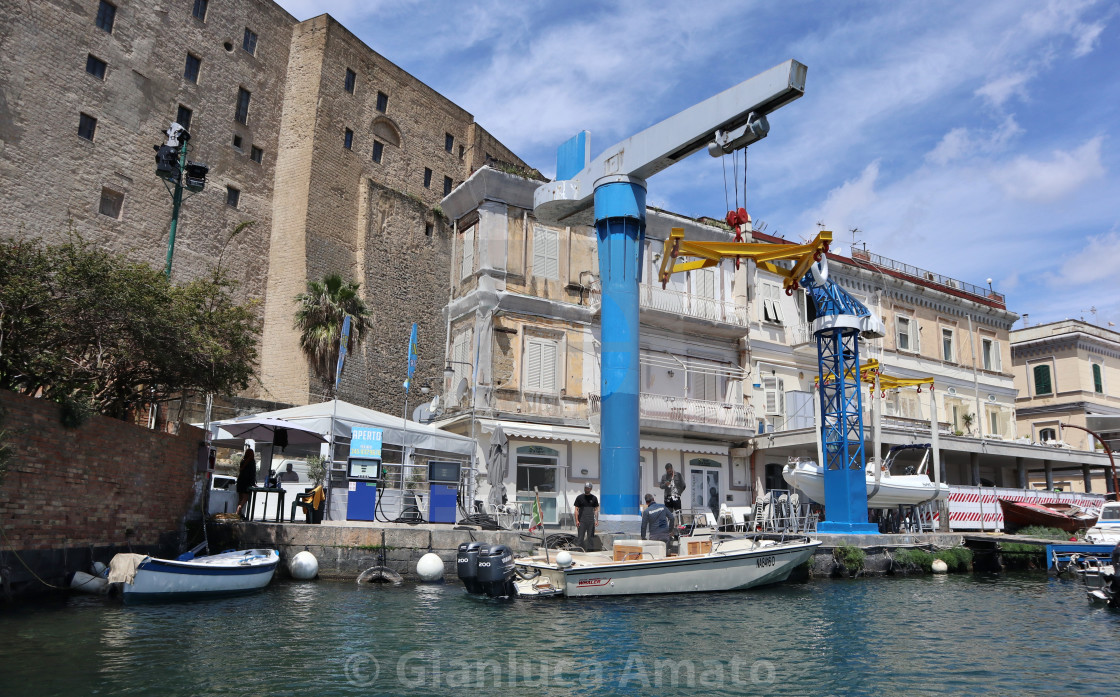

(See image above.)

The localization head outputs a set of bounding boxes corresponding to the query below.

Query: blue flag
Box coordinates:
[334,314,352,392]
[404,322,418,393]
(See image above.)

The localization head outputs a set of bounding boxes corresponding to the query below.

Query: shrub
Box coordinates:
[893,546,972,573]
[833,544,865,574]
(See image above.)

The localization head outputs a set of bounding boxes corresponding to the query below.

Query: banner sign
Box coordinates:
[350,427,383,459]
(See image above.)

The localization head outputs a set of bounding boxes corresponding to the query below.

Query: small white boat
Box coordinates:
[457,535,821,598]
[783,444,948,509]
[109,549,280,602]
[1085,502,1120,545]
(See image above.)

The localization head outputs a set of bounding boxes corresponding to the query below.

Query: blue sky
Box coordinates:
[276,1,1119,329]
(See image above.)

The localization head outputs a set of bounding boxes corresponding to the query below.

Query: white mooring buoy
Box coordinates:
[416,553,445,582]
[289,551,319,580]
[931,559,948,574]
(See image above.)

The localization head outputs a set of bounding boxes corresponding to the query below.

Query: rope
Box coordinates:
[0,519,65,590]
[722,153,730,213]
[742,148,749,213]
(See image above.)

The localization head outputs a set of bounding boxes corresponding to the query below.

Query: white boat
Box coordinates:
[783,444,948,509]
[108,549,280,602]
[457,535,821,598]
[1085,502,1120,544]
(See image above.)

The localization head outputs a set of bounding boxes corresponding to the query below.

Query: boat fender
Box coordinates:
[357,566,403,585]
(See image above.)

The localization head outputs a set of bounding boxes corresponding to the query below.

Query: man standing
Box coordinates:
[641,493,672,544]
[573,483,599,551]
[659,463,686,530]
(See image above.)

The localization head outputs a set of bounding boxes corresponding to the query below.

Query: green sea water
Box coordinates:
[1,572,1117,696]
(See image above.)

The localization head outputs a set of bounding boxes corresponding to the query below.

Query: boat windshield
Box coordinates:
[1100,506,1120,521]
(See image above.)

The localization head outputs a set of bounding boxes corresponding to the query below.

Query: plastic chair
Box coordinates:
[290,485,324,523]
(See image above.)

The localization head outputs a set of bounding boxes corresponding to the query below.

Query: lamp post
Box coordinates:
[154,122,209,277]
[1059,423,1119,499]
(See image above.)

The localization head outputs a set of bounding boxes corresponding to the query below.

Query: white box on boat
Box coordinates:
[612,539,666,561]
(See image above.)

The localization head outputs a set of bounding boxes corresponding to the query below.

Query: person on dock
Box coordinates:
[641,493,673,545]
[659,463,685,532]
[235,447,256,518]
[574,483,599,551]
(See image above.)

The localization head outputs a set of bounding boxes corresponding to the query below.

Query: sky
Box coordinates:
[276,0,1119,329]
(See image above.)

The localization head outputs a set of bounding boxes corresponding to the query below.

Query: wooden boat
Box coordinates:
[108,549,280,602]
[457,534,820,598]
[997,499,1097,533]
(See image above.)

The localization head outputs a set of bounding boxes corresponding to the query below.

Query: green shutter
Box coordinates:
[1093,364,1103,393]
[1033,365,1052,395]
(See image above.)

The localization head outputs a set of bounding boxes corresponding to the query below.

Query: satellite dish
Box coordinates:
[413,403,430,422]
[454,378,469,404]
[429,395,441,414]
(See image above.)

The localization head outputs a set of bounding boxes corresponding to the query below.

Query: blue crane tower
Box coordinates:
[533,60,808,527]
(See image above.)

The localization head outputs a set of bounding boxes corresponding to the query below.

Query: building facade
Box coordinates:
[1012,320,1120,492]
[0,1,527,419]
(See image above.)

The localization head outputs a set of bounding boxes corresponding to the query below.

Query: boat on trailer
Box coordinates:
[783,444,948,509]
[456,534,820,598]
[109,549,280,602]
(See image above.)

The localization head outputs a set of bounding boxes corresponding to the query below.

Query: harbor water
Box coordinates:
[2,573,1119,696]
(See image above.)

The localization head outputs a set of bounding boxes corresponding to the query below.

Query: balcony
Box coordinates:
[639,284,748,334]
[639,393,755,432]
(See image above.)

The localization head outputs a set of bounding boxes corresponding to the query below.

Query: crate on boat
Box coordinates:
[612,539,666,561]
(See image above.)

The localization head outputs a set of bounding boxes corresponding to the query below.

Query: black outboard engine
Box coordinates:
[456,542,484,594]
[476,544,516,598]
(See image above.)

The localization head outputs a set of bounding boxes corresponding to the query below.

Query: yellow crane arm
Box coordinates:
[657,228,832,290]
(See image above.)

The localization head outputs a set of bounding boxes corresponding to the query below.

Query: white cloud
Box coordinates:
[991,136,1105,202]
[1073,21,1106,57]
[806,161,881,238]
[1050,228,1120,286]
[975,71,1034,109]
[926,117,1022,165]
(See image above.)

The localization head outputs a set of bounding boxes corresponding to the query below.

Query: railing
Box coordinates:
[639,393,754,429]
[639,284,748,326]
[851,248,1005,306]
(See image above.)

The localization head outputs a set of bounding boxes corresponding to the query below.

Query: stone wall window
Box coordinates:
[423,168,432,188]
[96,1,116,33]
[1033,364,1052,396]
[86,54,107,80]
[376,91,388,113]
[78,113,97,141]
[232,134,243,149]
[191,0,207,22]
[98,187,124,219]
[235,87,251,124]
[226,186,240,208]
[242,28,257,56]
[443,176,452,196]
[371,140,383,163]
[343,128,353,150]
[184,53,201,83]
[250,146,263,164]
[445,133,454,153]
[344,68,356,94]
[176,104,192,132]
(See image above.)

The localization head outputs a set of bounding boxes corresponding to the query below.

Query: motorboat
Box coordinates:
[1086,502,1120,544]
[782,444,948,509]
[108,549,280,602]
[456,534,821,598]
[998,498,1098,533]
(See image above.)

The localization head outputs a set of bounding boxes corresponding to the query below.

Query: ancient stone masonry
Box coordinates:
[0,3,528,415]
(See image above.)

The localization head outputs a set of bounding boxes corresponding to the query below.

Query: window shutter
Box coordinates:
[461,227,474,280]
[1094,363,1104,393]
[524,338,558,393]
[525,341,542,391]
[1033,364,1052,395]
[993,340,1002,371]
[533,226,559,280]
[696,268,716,299]
[541,341,557,393]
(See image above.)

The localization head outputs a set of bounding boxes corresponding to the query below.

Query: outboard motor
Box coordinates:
[456,541,484,594]
[476,544,516,598]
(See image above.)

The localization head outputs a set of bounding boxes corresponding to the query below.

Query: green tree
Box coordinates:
[0,234,259,419]
[293,274,372,387]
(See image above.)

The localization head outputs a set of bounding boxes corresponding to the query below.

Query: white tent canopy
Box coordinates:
[210,399,477,457]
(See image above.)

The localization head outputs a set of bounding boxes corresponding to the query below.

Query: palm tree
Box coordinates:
[293,274,371,388]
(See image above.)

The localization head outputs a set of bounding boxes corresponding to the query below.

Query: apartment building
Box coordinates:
[1012,319,1120,492]
[436,168,755,525]
[741,233,1110,497]
[0,1,527,418]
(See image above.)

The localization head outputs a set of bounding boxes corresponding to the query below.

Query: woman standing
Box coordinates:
[235,446,256,518]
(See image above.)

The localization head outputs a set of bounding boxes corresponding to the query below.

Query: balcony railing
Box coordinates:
[639,284,748,326]
[851,248,1005,306]
[639,393,755,429]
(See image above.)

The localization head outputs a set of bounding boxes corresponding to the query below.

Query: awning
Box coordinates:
[640,438,729,456]
[479,419,600,444]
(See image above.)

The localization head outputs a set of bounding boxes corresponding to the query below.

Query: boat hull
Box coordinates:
[516,538,820,597]
[121,549,280,602]
[998,499,1082,533]
[783,462,946,509]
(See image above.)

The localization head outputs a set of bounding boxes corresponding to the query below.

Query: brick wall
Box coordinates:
[0,390,201,553]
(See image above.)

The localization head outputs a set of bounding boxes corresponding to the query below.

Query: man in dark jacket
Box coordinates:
[659,463,686,531]
[574,483,599,551]
[641,494,672,544]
